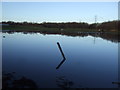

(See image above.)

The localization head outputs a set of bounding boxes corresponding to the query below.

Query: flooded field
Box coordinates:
[2,32,118,88]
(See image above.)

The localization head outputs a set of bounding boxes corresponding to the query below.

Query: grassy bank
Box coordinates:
[2,25,119,35]
[2,25,119,42]
[2,25,96,31]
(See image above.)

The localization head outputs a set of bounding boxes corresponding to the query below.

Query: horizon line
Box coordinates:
[1,19,119,24]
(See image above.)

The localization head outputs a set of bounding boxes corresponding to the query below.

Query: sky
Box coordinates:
[2,2,118,23]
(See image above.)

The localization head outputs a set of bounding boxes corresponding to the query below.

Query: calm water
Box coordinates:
[2,32,118,88]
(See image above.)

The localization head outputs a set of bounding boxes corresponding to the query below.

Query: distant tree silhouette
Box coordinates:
[2,20,119,31]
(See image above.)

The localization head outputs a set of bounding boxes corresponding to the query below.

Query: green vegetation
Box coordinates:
[1,20,119,35]
[2,25,97,32]
[1,21,119,42]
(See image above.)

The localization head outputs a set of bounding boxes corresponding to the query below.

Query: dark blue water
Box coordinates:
[2,32,118,88]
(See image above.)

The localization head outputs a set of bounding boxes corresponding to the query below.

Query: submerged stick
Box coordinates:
[57,42,66,60]
[56,59,65,69]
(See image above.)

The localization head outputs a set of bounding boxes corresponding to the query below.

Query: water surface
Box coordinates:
[2,32,118,88]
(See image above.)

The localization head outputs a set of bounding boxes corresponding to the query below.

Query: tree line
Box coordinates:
[1,20,119,31]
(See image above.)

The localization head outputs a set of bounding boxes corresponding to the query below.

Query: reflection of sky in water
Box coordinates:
[2,33,118,88]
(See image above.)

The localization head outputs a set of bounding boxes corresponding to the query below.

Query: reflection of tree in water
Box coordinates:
[56,76,74,89]
[4,31,119,43]
[2,72,38,89]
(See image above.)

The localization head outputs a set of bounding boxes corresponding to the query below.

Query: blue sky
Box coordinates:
[2,2,118,23]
